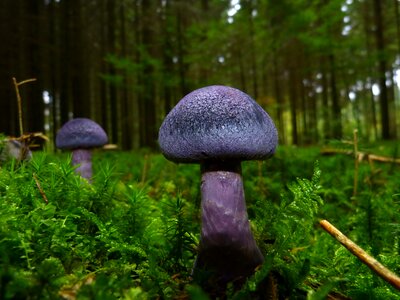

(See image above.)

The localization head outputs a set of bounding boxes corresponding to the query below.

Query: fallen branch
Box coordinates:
[33,173,48,204]
[321,148,400,164]
[319,219,400,291]
[367,154,400,164]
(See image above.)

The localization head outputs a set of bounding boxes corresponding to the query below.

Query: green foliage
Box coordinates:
[1,145,400,298]
[246,161,324,298]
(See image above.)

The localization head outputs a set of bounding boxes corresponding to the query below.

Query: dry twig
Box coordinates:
[319,219,400,291]
[33,173,48,204]
[321,148,400,164]
[12,77,37,136]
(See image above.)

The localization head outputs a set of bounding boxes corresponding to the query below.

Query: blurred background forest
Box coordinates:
[0,0,399,150]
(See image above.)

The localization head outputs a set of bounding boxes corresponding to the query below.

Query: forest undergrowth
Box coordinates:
[1,139,400,299]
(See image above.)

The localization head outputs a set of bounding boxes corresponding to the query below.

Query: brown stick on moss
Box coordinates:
[321,148,400,164]
[33,173,48,204]
[319,219,400,291]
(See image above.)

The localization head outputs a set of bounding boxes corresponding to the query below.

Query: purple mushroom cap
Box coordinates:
[158,85,278,163]
[56,118,108,149]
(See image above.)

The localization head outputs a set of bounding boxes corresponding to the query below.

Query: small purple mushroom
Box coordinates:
[158,85,278,288]
[56,118,108,180]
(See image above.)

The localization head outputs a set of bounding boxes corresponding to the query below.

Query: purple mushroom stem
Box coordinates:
[197,161,264,284]
[71,148,93,180]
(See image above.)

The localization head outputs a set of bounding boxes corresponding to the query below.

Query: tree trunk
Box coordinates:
[47,0,61,146]
[119,1,131,149]
[329,54,342,139]
[373,0,391,139]
[0,0,18,135]
[394,0,400,56]
[320,58,331,140]
[245,1,258,99]
[272,53,285,144]
[362,0,378,141]
[107,0,118,145]
[161,0,174,116]
[288,65,298,145]
[238,49,247,92]
[176,0,189,97]
[19,1,45,135]
[140,0,157,148]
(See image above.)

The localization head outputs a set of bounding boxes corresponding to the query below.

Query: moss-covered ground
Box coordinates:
[1,141,400,299]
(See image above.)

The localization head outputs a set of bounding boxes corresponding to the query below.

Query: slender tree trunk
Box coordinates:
[119,1,130,149]
[394,0,400,56]
[0,0,17,135]
[47,0,61,146]
[288,66,298,145]
[300,50,318,144]
[300,76,307,144]
[373,0,391,139]
[287,41,300,145]
[388,68,397,138]
[369,82,379,140]
[320,59,331,140]
[23,0,44,134]
[176,0,188,96]
[362,0,378,141]
[329,54,342,139]
[141,0,157,148]
[107,0,118,145]
[246,2,258,99]
[71,0,86,118]
[238,49,247,92]
[199,0,210,85]
[100,0,112,142]
[273,53,285,144]
[161,0,173,116]
[305,54,318,143]
[59,0,73,124]
[132,0,142,149]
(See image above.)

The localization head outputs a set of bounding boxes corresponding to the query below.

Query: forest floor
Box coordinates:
[1,140,400,299]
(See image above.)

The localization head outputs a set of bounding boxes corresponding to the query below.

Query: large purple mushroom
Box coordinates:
[56,118,108,180]
[158,85,278,288]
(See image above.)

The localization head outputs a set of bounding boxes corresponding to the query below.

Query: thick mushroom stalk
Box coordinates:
[71,149,93,180]
[196,162,264,285]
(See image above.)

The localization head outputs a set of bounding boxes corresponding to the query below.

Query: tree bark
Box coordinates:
[272,53,285,144]
[140,0,157,148]
[373,0,391,139]
[394,0,400,56]
[320,57,331,140]
[288,65,298,145]
[329,54,342,139]
[107,0,118,145]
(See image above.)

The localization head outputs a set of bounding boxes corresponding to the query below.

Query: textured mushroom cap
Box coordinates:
[56,118,108,149]
[158,85,278,163]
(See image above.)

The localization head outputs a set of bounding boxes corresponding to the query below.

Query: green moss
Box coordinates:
[0,144,400,298]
